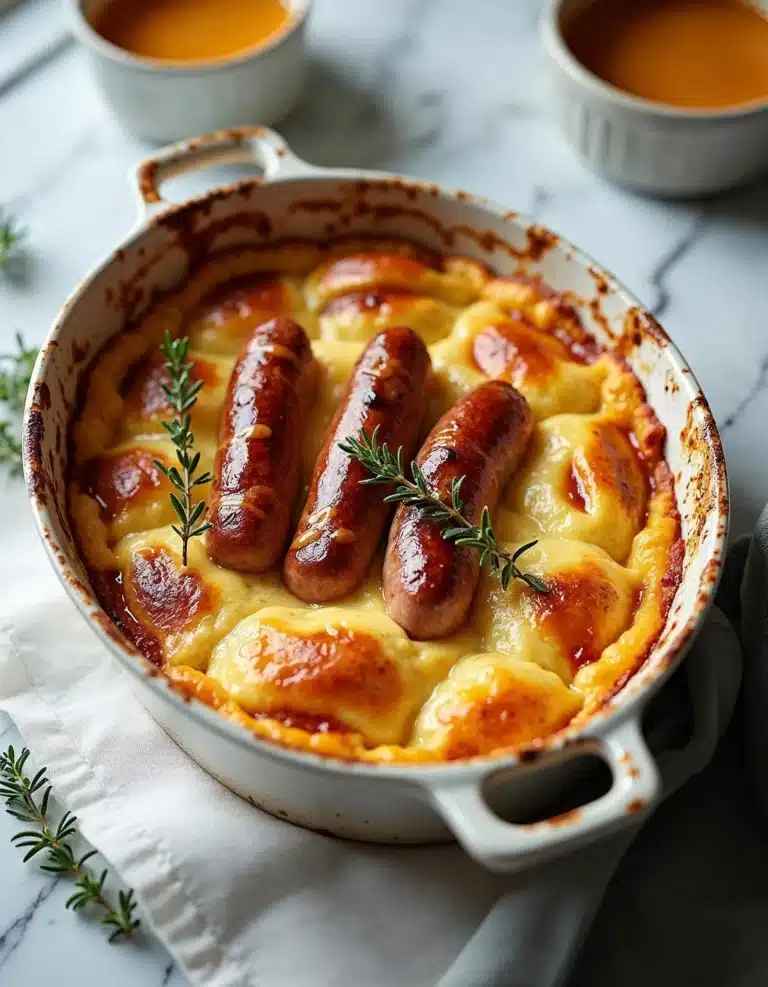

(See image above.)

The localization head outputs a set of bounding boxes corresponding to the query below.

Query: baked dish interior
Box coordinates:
[69,238,682,763]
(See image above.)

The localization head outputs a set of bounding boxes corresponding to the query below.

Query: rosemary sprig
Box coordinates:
[0,211,25,271]
[153,331,212,567]
[0,746,140,942]
[0,332,38,475]
[339,427,549,594]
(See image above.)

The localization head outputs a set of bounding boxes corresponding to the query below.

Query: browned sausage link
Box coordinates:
[206,316,316,572]
[284,326,431,603]
[383,380,533,640]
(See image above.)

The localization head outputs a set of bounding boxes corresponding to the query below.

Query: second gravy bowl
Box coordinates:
[542,0,768,196]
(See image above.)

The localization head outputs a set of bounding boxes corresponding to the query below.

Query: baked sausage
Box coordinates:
[383,379,533,639]
[206,316,316,572]
[284,326,431,603]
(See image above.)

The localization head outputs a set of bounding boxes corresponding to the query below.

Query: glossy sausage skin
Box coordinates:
[206,317,316,572]
[284,326,431,603]
[383,379,533,639]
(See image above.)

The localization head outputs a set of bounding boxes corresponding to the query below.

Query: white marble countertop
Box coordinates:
[0,0,766,984]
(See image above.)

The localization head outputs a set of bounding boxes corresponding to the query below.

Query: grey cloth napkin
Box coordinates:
[439,530,760,987]
[740,510,768,819]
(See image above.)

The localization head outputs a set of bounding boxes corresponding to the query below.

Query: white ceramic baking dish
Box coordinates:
[22,126,728,873]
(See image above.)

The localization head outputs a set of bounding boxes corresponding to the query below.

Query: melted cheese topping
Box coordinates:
[69,240,682,763]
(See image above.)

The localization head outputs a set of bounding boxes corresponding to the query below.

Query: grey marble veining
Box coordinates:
[0,0,767,983]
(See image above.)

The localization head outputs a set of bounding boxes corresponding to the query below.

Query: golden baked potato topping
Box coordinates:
[69,239,682,764]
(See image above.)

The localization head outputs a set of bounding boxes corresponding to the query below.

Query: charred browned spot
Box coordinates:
[71,341,88,364]
[128,547,215,633]
[81,448,167,519]
[633,402,666,467]
[442,668,578,760]
[700,557,721,588]
[90,569,163,665]
[662,538,685,616]
[626,798,647,814]
[197,274,290,334]
[331,234,443,269]
[321,288,418,318]
[588,295,614,340]
[586,421,649,517]
[148,181,271,256]
[123,354,219,419]
[531,562,622,670]
[23,405,46,502]
[318,252,434,293]
[486,277,600,361]
[39,383,51,410]
[197,275,288,329]
[137,160,161,204]
[617,306,675,365]
[241,623,403,714]
[665,370,680,395]
[525,224,559,261]
[111,240,177,328]
[588,266,610,296]
[680,392,727,558]
[472,314,576,385]
[360,204,454,246]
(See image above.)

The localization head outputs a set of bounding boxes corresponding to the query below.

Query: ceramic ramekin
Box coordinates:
[68,0,311,142]
[541,0,768,197]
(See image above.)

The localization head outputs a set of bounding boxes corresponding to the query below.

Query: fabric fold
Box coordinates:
[0,568,743,987]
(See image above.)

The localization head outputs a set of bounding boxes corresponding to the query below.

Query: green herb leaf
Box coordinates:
[157,331,212,566]
[0,332,39,476]
[339,428,549,596]
[1,746,139,941]
[0,213,25,272]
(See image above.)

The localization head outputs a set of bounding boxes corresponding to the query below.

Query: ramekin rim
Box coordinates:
[67,0,312,75]
[541,0,768,123]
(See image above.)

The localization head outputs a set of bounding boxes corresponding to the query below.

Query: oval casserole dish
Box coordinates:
[23,127,728,873]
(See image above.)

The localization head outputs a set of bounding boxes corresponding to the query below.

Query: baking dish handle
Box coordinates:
[130,126,317,220]
[428,716,658,873]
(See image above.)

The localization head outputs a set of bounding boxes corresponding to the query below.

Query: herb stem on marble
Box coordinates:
[154,331,212,567]
[1,746,140,942]
[0,211,25,272]
[339,427,549,594]
[0,331,39,475]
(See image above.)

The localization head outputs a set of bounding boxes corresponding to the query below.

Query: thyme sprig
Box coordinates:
[0,332,38,474]
[153,331,212,566]
[1,746,140,942]
[0,331,38,411]
[0,422,23,475]
[0,211,25,271]
[339,427,549,594]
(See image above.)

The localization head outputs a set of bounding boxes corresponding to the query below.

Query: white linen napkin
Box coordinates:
[0,536,741,987]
